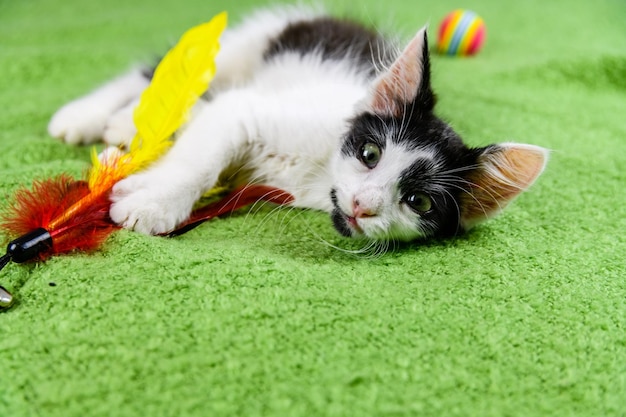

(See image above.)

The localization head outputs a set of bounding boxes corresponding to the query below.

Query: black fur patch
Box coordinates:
[397,151,474,237]
[264,17,391,72]
[330,188,353,237]
[340,113,388,158]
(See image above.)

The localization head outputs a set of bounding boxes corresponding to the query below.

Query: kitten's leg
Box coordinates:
[48,69,149,144]
[47,26,265,147]
[109,92,254,235]
[47,28,269,147]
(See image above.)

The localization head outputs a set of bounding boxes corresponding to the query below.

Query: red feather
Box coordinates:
[1,175,117,260]
[1,176,293,261]
[166,184,295,236]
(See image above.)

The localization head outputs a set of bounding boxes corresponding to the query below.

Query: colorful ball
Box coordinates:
[437,10,486,56]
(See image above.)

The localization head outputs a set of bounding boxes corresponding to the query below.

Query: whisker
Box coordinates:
[431,164,482,177]
[430,177,502,217]
[305,225,384,258]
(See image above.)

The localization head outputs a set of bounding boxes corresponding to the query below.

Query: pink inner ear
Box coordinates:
[484,145,548,194]
[368,30,425,118]
[460,144,548,229]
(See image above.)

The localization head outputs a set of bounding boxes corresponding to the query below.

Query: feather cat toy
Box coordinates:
[0,12,293,309]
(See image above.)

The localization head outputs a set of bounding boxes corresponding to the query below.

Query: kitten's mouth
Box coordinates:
[330,189,365,237]
[345,215,364,234]
[331,207,365,237]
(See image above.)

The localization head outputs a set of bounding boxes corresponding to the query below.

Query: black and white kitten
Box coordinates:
[48,7,548,241]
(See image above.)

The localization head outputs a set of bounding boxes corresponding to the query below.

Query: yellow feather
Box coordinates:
[88,11,227,192]
[132,11,227,150]
[48,13,227,230]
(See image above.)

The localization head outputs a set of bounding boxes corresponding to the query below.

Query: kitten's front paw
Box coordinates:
[48,98,110,145]
[109,172,196,235]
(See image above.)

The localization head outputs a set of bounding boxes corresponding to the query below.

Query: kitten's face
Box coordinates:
[331,113,476,241]
[329,28,548,242]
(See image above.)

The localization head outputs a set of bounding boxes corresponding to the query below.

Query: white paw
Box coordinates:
[109,171,197,235]
[103,101,138,147]
[48,69,149,145]
[48,97,110,145]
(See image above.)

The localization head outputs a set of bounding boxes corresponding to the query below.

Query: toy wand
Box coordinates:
[0,182,293,309]
[0,12,229,309]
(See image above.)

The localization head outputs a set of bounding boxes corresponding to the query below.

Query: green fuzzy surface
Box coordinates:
[1,0,625,415]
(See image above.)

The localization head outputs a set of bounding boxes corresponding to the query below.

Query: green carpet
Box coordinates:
[1,0,625,415]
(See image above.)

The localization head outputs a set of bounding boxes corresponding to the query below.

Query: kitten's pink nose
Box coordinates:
[353,198,377,218]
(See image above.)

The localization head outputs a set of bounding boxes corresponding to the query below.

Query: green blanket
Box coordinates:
[1,0,625,415]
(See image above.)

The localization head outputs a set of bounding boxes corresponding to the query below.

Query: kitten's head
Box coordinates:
[330,28,548,241]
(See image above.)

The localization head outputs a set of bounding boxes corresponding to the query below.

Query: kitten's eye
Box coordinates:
[359,142,381,169]
[403,192,432,214]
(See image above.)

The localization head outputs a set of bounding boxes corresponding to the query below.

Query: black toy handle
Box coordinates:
[5,228,52,263]
[1,228,53,309]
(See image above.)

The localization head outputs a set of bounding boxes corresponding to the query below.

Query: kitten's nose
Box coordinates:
[353,198,378,218]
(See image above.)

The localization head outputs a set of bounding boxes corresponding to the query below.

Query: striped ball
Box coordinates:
[437,10,486,56]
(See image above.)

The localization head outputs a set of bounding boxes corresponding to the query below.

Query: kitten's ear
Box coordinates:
[364,27,434,118]
[460,143,549,230]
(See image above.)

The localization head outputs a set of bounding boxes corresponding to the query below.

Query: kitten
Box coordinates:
[48,6,548,242]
